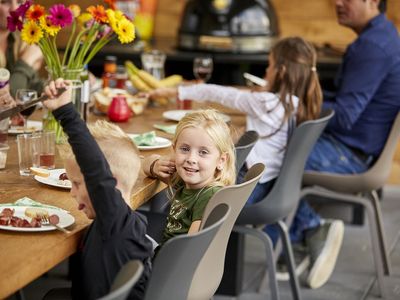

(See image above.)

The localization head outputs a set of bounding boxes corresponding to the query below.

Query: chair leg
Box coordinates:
[234,226,280,300]
[370,190,391,275]
[15,290,26,300]
[276,221,302,300]
[301,187,387,298]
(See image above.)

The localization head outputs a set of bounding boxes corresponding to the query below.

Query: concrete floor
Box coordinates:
[5,185,400,300]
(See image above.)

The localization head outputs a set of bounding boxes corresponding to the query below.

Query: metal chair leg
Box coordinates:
[15,290,26,300]
[234,226,280,300]
[276,221,302,300]
[370,190,391,275]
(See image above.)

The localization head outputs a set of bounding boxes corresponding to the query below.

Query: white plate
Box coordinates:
[34,169,72,189]
[163,110,231,123]
[0,206,74,232]
[8,120,43,134]
[127,134,172,150]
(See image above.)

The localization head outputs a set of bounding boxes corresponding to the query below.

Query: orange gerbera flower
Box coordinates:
[26,4,45,21]
[87,5,108,24]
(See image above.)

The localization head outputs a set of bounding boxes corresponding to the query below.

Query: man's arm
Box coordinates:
[324,40,392,131]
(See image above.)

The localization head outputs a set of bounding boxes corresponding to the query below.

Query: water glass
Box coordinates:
[37,131,56,169]
[17,133,40,176]
[0,143,9,169]
[141,50,166,80]
[0,118,8,144]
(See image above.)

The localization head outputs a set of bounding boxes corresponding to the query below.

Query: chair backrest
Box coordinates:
[97,260,144,300]
[143,203,230,300]
[362,111,400,189]
[187,163,265,300]
[235,130,259,174]
[236,110,334,225]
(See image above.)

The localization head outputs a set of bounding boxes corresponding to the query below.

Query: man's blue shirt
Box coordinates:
[323,13,400,157]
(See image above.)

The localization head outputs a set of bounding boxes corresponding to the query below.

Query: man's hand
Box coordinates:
[43,79,72,111]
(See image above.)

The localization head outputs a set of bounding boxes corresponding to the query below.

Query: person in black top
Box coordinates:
[43,79,153,300]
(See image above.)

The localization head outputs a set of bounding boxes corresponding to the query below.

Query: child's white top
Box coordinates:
[178,84,299,183]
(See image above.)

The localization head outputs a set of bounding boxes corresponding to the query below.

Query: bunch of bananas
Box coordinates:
[125,60,183,105]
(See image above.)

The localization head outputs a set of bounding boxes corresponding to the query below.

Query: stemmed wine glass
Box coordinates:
[193,57,213,83]
[15,89,38,131]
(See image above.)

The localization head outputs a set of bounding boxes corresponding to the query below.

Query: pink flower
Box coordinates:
[48,4,73,27]
[7,11,23,32]
[15,0,32,18]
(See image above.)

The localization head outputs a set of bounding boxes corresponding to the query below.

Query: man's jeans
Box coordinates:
[244,132,372,244]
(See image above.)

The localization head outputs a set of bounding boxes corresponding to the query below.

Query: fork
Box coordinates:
[40,215,70,234]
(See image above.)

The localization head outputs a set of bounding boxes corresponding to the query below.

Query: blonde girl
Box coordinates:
[143,109,235,244]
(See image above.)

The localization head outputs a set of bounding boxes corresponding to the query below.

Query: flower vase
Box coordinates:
[43,68,83,144]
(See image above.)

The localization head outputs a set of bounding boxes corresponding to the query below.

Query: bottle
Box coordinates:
[80,65,90,122]
[0,68,11,144]
[102,56,117,88]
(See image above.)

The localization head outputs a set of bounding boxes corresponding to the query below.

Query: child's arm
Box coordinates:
[188,220,201,234]
[143,154,175,184]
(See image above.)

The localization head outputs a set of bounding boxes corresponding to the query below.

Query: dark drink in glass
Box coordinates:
[39,153,55,169]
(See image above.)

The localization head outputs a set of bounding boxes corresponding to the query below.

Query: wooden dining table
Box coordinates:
[0,100,245,299]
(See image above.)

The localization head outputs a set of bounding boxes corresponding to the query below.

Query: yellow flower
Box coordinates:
[106,9,117,32]
[68,4,81,18]
[21,20,43,44]
[115,17,135,44]
[77,12,92,25]
[39,15,61,36]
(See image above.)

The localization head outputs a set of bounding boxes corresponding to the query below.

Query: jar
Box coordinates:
[102,56,117,88]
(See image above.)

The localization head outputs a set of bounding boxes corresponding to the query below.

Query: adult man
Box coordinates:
[289,0,400,289]
[0,0,43,97]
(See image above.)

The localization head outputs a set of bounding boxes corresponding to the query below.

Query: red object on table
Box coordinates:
[176,98,192,110]
[108,95,132,122]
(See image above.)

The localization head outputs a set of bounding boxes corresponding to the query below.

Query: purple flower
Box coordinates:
[7,11,23,32]
[98,25,112,39]
[15,0,32,18]
[48,4,73,27]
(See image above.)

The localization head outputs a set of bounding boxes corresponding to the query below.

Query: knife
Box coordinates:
[0,88,66,121]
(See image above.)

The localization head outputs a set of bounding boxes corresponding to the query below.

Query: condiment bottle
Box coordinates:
[0,68,10,88]
[102,56,117,88]
[108,95,132,122]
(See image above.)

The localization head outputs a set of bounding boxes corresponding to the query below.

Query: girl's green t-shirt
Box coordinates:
[162,184,221,242]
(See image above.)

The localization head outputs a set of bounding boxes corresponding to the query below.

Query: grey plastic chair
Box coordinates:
[98,260,144,300]
[234,110,334,300]
[188,163,265,300]
[235,130,259,174]
[301,111,400,298]
[143,203,230,300]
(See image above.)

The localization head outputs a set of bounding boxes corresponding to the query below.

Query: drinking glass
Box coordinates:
[193,57,213,82]
[15,89,38,130]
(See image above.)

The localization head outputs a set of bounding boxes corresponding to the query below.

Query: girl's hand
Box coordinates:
[144,87,178,100]
[153,158,176,180]
[43,78,72,111]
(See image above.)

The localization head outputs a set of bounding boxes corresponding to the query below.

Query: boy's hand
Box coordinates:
[139,87,178,100]
[153,158,176,180]
[43,79,72,111]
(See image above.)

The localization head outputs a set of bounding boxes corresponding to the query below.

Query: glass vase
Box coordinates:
[43,67,83,144]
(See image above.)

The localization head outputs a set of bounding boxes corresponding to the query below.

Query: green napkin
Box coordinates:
[132,131,157,146]
[0,197,69,213]
[154,124,177,134]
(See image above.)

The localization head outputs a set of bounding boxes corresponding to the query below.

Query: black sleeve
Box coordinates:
[53,103,131,239]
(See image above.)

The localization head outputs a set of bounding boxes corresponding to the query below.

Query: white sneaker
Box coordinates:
[305,219,344,289]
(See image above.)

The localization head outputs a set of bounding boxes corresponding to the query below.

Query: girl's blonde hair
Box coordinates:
[170,109,236,188]
[269,36,322,125]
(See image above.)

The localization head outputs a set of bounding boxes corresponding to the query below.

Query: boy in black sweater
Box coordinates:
[43,79,152,300]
